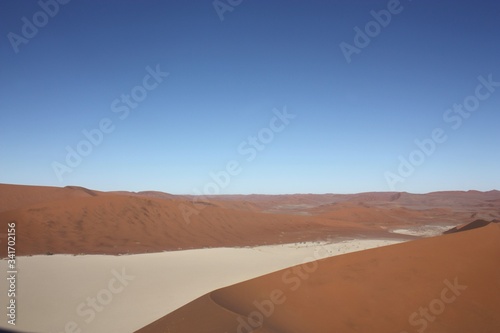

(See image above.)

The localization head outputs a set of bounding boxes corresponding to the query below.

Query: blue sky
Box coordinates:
[1,0,499,194]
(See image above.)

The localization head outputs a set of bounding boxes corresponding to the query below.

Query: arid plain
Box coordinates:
[0,184,499,332]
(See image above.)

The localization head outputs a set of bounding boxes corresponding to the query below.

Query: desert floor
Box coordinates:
[0,238,403,333]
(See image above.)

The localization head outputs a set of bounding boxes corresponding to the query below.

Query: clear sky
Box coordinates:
[1,0,499,194]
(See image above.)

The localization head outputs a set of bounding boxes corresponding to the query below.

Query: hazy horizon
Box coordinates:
[2,182,499,197]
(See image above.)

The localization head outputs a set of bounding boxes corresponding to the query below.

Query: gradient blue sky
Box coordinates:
[1,0,499,194]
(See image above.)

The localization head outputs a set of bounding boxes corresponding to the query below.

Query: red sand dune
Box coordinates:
[1,184,499,332]
[137,223,500,333]
[0,185,379,256]
[1,184,500,256]
[0,183,99,213]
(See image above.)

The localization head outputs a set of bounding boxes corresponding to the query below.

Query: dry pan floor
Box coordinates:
[0,239,402,333]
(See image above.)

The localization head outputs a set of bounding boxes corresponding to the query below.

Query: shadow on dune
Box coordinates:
[443,219,500,234]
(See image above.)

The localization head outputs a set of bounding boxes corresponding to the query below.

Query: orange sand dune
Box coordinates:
[0,183,100,213]
[196,191,500,226]
[2,184,500,256]
[137,223,500,333]
[0,187,381,256]
[203,190,500,213]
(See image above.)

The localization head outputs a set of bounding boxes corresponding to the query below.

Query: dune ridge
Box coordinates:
[0,183,99,213]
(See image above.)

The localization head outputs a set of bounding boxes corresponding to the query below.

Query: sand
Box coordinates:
[389,225,454,237]
[0,239,402,333]
[138,223,500,333]
[2,184,500,257]
[1,184,500,332]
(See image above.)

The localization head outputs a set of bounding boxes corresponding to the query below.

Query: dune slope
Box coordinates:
[0,189,377,256]
[137,223,500,333]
